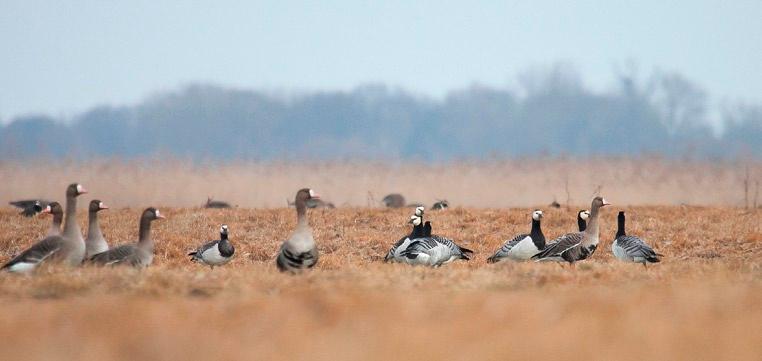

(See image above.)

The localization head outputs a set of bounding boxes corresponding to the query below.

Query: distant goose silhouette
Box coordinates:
[611,211,663,267]
[382,193,405,208]
[488,210,546,262]
[532,197,610,265]
[432,200,449,210]
[189,224,235,268]
[205,197,231,209]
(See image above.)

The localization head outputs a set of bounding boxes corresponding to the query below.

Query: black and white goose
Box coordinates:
[1,184,87,273]
[276,188,320,273]
[532,197,610,265]
[488,210,546,262]
[9,199,50,217]
[577,209,590,231]
[88,208,165,268]
[400,219,473,267]
[189,224,235,268]
[611,211,662,267]
[384,207,425,262]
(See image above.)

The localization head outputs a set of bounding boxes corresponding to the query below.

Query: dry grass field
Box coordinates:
[0,202,760,360]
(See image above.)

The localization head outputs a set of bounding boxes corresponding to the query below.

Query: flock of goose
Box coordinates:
[1,183,662,274]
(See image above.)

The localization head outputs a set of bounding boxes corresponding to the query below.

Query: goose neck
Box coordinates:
[62,194,80,238]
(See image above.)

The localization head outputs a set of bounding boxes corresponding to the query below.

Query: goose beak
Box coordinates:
[100,203,109,210]
[602,199,611,207]
[40,206,51,215]
[311,193,321,199]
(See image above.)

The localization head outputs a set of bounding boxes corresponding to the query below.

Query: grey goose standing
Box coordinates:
[577,209,590,231]
[189,224,235,268]
[532,197,610,265]
[2,183,87,273]
[88,208,164,268]
[611,211,662,267]
[85,199,110,258]
[488,210,546,262]
[41,201,64,237]
[384,207,425,262]
[276,188,320,273]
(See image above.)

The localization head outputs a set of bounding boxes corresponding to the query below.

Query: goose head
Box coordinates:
[408,215,422,226]
[578,209,590,221]
[414,206,425,217]
[40,202,62,216]
[89,199,109,213]
[591,196,611,210]
[143,207,166,221]
[532,209,543,221]
[67,183,88,197]
[220,224,229,235]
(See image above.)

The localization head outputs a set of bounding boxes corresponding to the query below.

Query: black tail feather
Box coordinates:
[460,247,474,254]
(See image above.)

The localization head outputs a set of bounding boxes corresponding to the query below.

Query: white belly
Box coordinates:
[507,236,540,260]
[201,245,232,265]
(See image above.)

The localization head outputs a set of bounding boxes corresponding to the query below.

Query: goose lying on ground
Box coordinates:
[382,193,405,208]
[577,209,590,231]
[532,197,610,265]
[432,200,449,210]
[88,208,164,268]
[400,218,473,267]
[611,211,663,267]
[276,188,320,273]
[488,210,546,262]
[9,199,50,217]
[1,184,87,273]
[41,201,63,237]
[384,207,425,262]
[205,197,231,209]
[189,224,235,268]
[85,200,109,258]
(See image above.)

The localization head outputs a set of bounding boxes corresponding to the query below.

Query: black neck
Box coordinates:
[530,219,545,248]
[578,217,587,232]
[221,232,228,241]
[616,214,626,238]
[423,222,432,237]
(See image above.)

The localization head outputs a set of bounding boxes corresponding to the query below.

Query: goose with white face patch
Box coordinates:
[85,199,110,258]
[488,210,546,262]
[189,224,235,268]
[532,197,610,265]
[385,207,425,262]
[88,208,165,268]
[276,188,320,273]
[2,183,88,273]
[611,211,663,267]
[41,201,64,237]
[577,209,590,231]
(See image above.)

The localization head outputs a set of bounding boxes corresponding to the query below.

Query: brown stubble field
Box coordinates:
[0,203,760,361]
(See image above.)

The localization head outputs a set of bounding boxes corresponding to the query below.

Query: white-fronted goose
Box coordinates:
[88,208,164,268]
[9,199,50,217]
[532,197,610,264]
[189,224,235,268]
[276,188,320,272]
[384,207,425,262]
[85,199,109,258]
[488,210,546,262]
[382,193,405,208]
[41,201,64,237]
[577,209,590,231]
[1,184,87,273]
[612,211,662,267]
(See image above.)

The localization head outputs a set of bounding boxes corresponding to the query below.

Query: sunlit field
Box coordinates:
[1,198,760,360]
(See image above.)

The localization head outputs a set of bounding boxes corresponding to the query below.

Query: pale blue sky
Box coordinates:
[1,1,760,123]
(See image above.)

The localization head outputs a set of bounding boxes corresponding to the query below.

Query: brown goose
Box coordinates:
[41,201,64,237]
[382,193,405,208]
[2,183,87,273]
[88,208,164,268]
[85,199,110,258]
[532,197,610,264]
[276,188,320,272]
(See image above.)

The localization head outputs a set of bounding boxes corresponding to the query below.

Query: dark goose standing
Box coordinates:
[276,188,320,273]
[611,211,663,267]
[41,201,64,237]
[532,197,610,265]
[488,210,546,262]
[88,208,164,268]
[577,209,590,231]
[85,199,110,258]
[2,184,87,273]
[189,224,235,268]
[384,207,425,262]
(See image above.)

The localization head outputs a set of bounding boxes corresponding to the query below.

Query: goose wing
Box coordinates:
[488,233,530,262]
[277,243,319,272]
[89,245,139,266]
[189,240,219,260]
[2,236,64,272]
[616,236,661,262]
[532,232,584,261]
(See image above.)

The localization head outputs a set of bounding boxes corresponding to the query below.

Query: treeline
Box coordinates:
[1,67,759,160]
